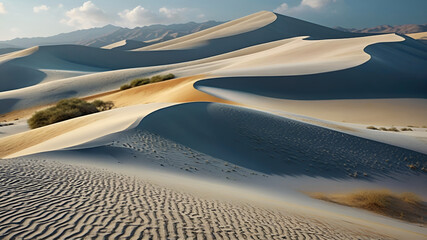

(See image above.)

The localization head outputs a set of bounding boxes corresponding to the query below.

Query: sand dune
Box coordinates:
[1,10,427,239]
[0,11,369,93]
[102,39,149,50]
[0,33,415,114]
[0,103,172,159]
[407,31,427,44]
[195,85,427,125]
[88,75,234,108]
[134,103,427,179]
[1,102,425,239]
[137,11,362,51]
[2,102,426,187]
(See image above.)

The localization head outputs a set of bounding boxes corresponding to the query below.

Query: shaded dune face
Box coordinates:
[0,63,46,92]
[195,38,427,100]
[122,102,427,178]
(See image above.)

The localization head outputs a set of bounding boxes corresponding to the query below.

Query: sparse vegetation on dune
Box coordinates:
[366,126,405,132]
[28,98,114,129]
[310,189,426,224]
[91,99,114,111]
[120,74,175,90]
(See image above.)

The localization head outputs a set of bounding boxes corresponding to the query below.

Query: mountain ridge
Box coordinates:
[0,21,223,48]
[335,23,427,34]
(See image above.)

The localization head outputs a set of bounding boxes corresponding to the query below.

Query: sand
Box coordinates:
[407,31,427,43]
[1,10,427,239]
[90,75,234,108]
[1,158,412,240]
[0,103,173,159]
[102,40,149,51]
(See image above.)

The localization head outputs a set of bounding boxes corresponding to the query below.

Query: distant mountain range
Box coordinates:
[0,21,223,49]
[335,23,427,34]
[1,21,424,50]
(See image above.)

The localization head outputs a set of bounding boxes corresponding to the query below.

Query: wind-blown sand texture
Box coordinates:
[0,158,412,240]
[0,10,427,239]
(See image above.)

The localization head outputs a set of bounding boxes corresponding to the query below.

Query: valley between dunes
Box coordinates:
[0,11,426,239]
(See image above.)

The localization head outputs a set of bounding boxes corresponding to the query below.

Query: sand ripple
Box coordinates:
[0,159,390,239]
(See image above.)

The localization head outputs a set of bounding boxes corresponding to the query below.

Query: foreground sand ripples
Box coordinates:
[0,159,390,239]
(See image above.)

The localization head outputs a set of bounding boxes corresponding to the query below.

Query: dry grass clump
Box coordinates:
[366,126,400,132]
[120,73,175,90]
[310,189,426,224]
[400,127,413,131]
[28,98,114,129]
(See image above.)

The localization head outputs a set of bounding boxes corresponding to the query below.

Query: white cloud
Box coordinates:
[301,0,334,9]
[61,2,205,29]
[61,1,111,29]
[118,6,159,27]
[33,5,49,13]
[275,0,336,14]
[0,2,7,14]
[119,6,197,28]
[58,4,64,8]
[159,7,187,20]
[275,3,289,13]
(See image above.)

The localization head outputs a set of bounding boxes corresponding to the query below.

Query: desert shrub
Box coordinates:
[310,189,426,224]
[346,190,391,211]
[400,128,413,131]
[149,75,164,83]
[120,73,175,90]
[92,100,114,111]
[366,126,378,130]
[28,98,113,129]
[151,73,175,83]
[120,84,131,90]
[388,127,399,132]
[130,78,150,87]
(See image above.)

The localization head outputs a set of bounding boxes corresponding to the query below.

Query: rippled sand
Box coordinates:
[0,159,391,240]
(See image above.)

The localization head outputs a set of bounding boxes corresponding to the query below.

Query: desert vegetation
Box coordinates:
[366,126,414,132]
[310,189,426,224]
[120,74,175,90]
[28,98,114,129]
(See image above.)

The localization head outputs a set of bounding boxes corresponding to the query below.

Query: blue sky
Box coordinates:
[0,0,426,40]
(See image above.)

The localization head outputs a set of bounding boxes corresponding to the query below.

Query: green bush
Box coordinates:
[120,73,175,90]
[150,75,163,83]
[92,100,114,111]
[130,78,150,87]
[28,98,114,129]
[120,84,131,90]
[162,73,175,80]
